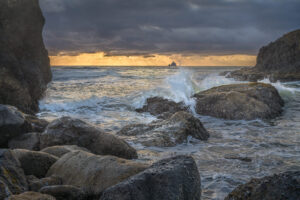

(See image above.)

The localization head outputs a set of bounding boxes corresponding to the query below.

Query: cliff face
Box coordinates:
[228,29,300,82]
[0,0,52,113]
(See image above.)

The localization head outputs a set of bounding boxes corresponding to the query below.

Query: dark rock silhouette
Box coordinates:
[168,61,177,67]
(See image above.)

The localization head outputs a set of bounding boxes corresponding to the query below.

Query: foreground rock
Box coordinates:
[8,192,55,200]
[47,151,149,197]
[0,149,28,195]
[40,117,137,159]
[225,171,300,200]
[9,132,41,151]
[118,111,209,147]
[193,83,284,120]
[0,0,52,113]
[41,145,90,158]
[136,97,188,119]
[27,175,62,192]
[100,155,201,200]
[227,29,300,82]
[39,185,85,200]
[12,149,58,178]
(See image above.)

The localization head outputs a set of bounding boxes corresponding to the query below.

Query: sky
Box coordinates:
[40,0,300,66]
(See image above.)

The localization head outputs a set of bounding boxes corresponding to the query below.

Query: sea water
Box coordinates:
[38,66,300,200]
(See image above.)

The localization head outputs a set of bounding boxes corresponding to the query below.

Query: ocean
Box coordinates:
[38,66,300,200]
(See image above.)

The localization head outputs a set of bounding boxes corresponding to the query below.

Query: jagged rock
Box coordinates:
[41,145,90,158]
[39,185,85,200]
[8,192,56,200]
[0,0,52,114]
[225,171,300,200]
[193,83,284,120]
[40,117,137,159]
[100,155,201,200]
[0,179,12,199]
[0,149,28,195]
[9,132,41,151]
[118,111,209,147]
[27,175,62,192]
[136,97,188,119]
[12,149,58,178]
[46,151,149,197]
[227,29,300,82]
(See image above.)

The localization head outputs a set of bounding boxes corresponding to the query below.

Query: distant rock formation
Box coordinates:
[168,61,177,67]
[227,29,300,82]
[0,0,52,113]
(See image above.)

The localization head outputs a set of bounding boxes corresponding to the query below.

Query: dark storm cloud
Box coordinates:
[40,0,300,56]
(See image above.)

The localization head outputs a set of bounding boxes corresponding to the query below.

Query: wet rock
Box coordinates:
[100,155,201,200]
[136,97,188,119]
[227,29,300,82]
[39,185,85,200]
[41,145,90,158]
[27,175,62,192]
[193,83,284,120]
[0,0,52,113]
[0,149,28,195]
[46,151,149,197]
[8,132,41,151]
[8,192,56,200]
[118,111,209,147]
[12,149,58,178]
[225,171,300,200]
[40,117,137,159]
[24,115,49,133]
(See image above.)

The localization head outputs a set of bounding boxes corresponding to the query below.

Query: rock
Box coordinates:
[0,179,12,199]
[24,115,49,133]
[0,149,28,195]
[8,192,56,200]
[100,155,201,200]
[225,171,300,200]
[193,83,284,120]
[39,185,85,200]
[27,175,62,192]
[136,97,188,119]
[0,105,30,148]
[118,111,209,147]
[8,132,41,151]
[227,29,300,82]
[0,0,52,114]
[41,145,90,158]
[40,117,137,159]
[12,149,58,178]
[46,151,149,197]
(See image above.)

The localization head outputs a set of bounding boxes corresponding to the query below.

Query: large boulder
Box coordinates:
[8,192,56,200]
[136,97,188,119]
[193,83,284,120]
[40,117,137,159]
[118,111,209,147]
[227,29,300,82]
[225,171,300,200]
[9,132,41,151]
[39,185,85,200]
[41,145,91,158]
[100,155,201,200]
[46,151,149,197]
[12,149,58,178]
[0,149,28,195]
[0,0,52,113]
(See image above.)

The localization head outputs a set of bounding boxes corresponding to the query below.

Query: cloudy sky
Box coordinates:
[40,0,300,66]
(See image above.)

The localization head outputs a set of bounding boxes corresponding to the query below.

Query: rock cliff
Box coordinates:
[0,0,52,113]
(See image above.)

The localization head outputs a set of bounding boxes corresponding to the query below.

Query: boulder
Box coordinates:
[227,29,300,82]
[40,117,137,159]
[39,185,85,200]
[12,149,58,178]
[100,155,201,200]
[8,192,56,200]
[8,132,41,151]
[118,111,209,147]
[193,83,284,120]
[0,179,12,200]
[0,149,28,195]
[27,175,62,192]
[46,151,149,197]
[0,0,52,113]
[136,97,188,119]
[24,115,49,133]
[41,145,90,158]
[225,171,300,200]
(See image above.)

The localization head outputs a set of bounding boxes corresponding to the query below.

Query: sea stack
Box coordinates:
[0,0,52,114]
[227,29,300,82]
